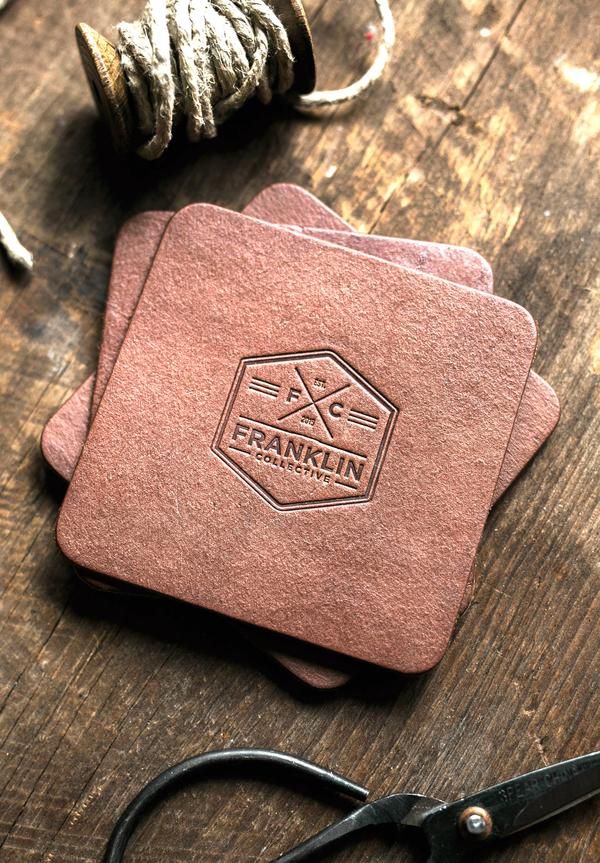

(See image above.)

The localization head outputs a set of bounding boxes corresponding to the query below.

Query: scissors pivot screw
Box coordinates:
[459,806,493,839]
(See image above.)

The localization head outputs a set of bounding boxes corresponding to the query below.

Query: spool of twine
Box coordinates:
[76,0,396,158]
[0,1,395,271]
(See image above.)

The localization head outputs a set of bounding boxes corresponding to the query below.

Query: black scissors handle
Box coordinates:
[273,793,444,862]
[102,748,600,862]
[103,748,368,863]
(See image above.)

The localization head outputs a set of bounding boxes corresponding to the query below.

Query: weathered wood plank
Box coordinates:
[1,1,598,862]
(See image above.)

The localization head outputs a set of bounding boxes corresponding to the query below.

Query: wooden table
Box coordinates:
[1,1,598,861]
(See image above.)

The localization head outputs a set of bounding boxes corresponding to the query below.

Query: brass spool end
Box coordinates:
[75,1,316,155]
[270,0,316,94]
[75,22,134,155]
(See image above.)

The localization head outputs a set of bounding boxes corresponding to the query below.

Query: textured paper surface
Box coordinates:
[57,205,538,673]
[43,185,559,687]
[300,229,559,505]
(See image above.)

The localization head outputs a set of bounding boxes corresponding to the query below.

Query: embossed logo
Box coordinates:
[212,351,397,511]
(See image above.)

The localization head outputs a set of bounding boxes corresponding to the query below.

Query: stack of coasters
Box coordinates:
[43,185,560,686]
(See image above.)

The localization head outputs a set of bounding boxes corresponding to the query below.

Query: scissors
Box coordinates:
[104,747,600,862]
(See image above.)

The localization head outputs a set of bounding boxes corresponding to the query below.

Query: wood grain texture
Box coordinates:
[0,1,598,862]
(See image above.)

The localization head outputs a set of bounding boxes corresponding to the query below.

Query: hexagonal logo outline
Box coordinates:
[212,350,398,511]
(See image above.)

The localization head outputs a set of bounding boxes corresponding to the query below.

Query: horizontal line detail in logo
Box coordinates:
[349,409,378,421]
[229,445,252,457]
[249,383,279,398]
[334,478,359,491]
[348,416,378,430]
[250,376,279,390]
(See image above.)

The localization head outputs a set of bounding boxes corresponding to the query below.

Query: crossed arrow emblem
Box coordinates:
[277,366,350,440]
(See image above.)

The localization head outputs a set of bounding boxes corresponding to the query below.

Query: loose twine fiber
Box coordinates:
[1,0,33,269]
[0,213,33,270]
[0,0,394,270]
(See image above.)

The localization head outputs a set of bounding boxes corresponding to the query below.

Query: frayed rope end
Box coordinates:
[0,212,34,271]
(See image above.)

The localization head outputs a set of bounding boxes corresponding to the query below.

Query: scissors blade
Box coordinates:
[508,751,600,833]
[272,794,444,863]
[422,751,600,858]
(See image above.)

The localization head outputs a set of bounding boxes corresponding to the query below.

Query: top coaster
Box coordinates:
[57,205,537,673]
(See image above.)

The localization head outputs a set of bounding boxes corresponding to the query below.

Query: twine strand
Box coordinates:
[1,1,34,271]
[0,212,33,271]
[296,0,395,109]
[117,0,395,160]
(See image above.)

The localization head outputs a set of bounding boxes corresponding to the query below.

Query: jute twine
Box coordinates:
[118,0,395,159]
